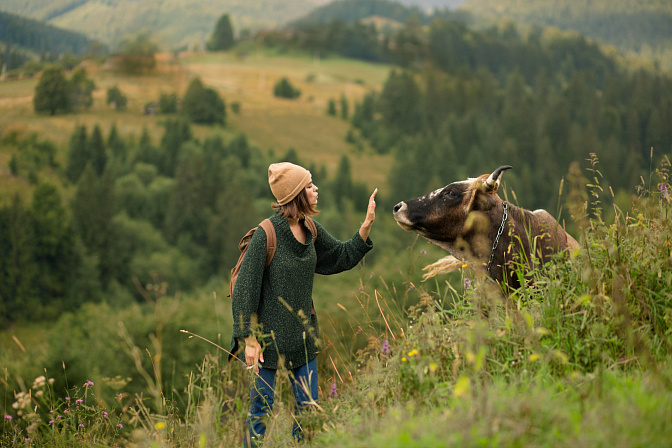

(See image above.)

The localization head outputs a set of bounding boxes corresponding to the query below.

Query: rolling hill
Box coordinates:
[459,0,672,70]
[0,0,467,51]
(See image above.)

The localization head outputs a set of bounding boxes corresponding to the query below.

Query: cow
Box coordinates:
[392,166,580,290]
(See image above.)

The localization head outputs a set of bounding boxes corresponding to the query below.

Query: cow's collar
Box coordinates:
[486,202,508,274]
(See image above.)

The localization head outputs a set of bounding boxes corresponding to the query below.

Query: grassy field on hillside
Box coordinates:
[0,49,393,206]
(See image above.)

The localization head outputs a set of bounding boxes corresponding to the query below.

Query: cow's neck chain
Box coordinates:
[487,202,508,274]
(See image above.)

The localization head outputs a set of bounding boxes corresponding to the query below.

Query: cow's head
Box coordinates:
[392,166,512,251]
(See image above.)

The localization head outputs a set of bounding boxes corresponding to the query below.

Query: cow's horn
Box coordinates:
[484,165,512,191]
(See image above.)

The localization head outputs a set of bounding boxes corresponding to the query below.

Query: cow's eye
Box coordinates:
[446,189,458,198]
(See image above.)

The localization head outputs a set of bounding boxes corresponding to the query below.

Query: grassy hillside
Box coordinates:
[0,48,392,205]
[0,0,322,49]
[460,0,672,71]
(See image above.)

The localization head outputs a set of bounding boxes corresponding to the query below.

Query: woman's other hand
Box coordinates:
[244,335,264,374]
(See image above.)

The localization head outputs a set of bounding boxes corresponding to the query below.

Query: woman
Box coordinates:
[231,162,377,446]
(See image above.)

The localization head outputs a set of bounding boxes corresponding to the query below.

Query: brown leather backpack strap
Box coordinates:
[305,216,318,243]
[259,219,276,267]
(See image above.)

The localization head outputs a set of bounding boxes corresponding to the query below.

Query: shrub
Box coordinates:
[106,85,127,111]
[181,78,226,125]
[273,77,301,99]
[158,92,178,114]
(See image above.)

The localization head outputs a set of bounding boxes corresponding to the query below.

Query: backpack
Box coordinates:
[229,217,317,298]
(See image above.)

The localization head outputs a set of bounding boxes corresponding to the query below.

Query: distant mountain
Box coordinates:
[0,0,468,50]
[459,0,672,70]
[292,0,428,27]
[0,10,98,57]
[0,0,323,49]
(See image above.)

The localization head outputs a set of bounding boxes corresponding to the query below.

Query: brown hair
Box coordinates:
[273,188,319,219]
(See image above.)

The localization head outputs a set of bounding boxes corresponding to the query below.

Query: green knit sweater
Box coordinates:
[231,213,373,370]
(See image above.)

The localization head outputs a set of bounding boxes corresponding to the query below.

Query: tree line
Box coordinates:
[0,10,100,59]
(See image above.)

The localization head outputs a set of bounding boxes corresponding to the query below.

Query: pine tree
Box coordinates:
[66,125,89,183]
[29,183,80,311]
[108,124,128,163]
[90,124,107,176]
[0,195,37,324]
[207,13,235,51]
[160,119,191,176]
[340,94,349,119]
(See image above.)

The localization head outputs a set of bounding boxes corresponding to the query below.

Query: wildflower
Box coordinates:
[65,397,70,402]
[4,415,12,421]
[155,422,166,430]
[408,349,418,357]
[329,382,337,398]
[79,423,84,428]
[84,381,94,387]
[381,338,390,355]
[421,250,427,255]
[33,376,46,389]
[402,357,407,362]
[661,183,669,197]
[464,278,471,291]
[76,399,83,404]
[117,423,123,429]
[409,284,414,290]
[49,420,55,424]
[103,412,108,418]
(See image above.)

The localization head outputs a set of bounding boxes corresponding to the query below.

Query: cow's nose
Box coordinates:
[393,202,405,214]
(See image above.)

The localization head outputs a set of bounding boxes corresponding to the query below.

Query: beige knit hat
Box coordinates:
[268,162,312,205]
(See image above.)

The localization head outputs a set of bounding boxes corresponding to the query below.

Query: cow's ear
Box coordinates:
[483,165,512,194]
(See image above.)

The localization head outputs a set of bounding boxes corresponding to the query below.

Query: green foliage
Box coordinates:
[32,66,69,115]
[207,13,235,52]
[273,77,301,99]
[0,10,99,59]
[181,77,226,125]
[33,66,95,115]
[327,98,337,116]
[158,92,178,114]
[65,125,88,183]
[68,67,95,111]
[463,0,672,71]
[116,33,158,74]
[106,85,127,111]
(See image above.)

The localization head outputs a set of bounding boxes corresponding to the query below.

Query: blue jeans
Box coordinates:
[244,358,319,447]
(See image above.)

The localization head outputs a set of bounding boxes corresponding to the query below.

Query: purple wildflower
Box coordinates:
[464,278,472,291]
[65,397,70,401]
[79,423,84,428]
[49,420,55,424]
[85,381,94,387]
[103,412,108,418]
[329,382,338,398]
[661,184,669,198]
[76,399,83,404]
[4,415,12,421]
[117,423,123,429]
[382,338,390,355]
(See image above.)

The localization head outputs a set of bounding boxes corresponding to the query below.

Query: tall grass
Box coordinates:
[2,156,672,446]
